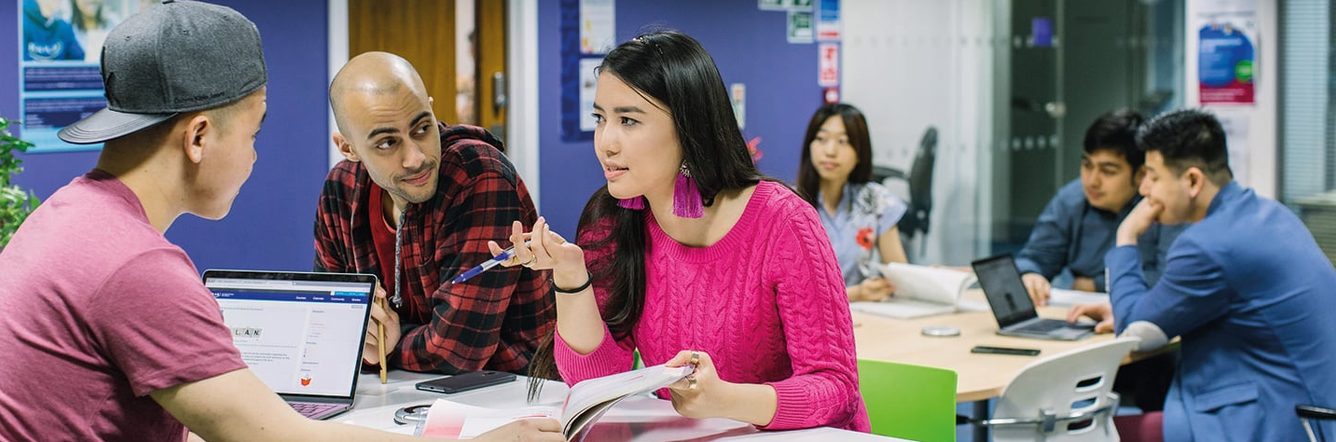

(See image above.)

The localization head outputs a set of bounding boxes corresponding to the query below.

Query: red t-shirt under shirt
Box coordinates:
[367,182,426,325]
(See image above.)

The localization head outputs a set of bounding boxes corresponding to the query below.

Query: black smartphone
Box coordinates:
[415,370,517,394]
[971,345,1041,356]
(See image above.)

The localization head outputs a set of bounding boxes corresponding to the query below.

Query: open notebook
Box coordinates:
[849,263,978,319]
[421,364,691,441]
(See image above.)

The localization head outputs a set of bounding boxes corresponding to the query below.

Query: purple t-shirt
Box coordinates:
[0,170,246,441]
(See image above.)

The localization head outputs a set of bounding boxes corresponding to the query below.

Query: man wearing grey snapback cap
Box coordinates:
[0,1,560,441]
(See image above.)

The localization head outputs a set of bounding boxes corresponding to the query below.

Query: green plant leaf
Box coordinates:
[0,115,40,248]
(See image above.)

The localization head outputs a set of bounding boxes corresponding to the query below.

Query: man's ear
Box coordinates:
[332,131,360,162]
[182,113,211,164]
[1185,167,1205,199]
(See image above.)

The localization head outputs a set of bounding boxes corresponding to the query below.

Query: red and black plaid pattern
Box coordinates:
[314,123,554,374]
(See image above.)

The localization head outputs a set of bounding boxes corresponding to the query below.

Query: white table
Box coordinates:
[337,370,905,441]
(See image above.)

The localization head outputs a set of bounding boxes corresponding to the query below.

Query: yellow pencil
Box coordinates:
[378,297,388,384]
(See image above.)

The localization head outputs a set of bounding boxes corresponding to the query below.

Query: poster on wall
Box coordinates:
[19,0,147,153]
[759,0,812,12]
[1193,0,1257,105]
[787,10,813,44]
[561,0,611,142]
[815,0,840,42]
[578,0,614,55]
[818,43,839,87]
[577,58,601,132]
[730,83,746,130]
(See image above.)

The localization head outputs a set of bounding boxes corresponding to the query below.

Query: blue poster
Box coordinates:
[816,0,839,41]
[1197,23,1255,104]
[18,0,145,153]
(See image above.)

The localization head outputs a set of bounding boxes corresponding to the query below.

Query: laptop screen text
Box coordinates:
[207,277,371,398]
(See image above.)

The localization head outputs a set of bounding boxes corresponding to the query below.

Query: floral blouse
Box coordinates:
[816,182,908,287]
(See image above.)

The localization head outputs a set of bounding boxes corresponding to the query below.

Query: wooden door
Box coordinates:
[475,0,507,139]
[348,0,458,124]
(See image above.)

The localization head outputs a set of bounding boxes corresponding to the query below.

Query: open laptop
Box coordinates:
[204,270,377,420]
[970,254,1094,341]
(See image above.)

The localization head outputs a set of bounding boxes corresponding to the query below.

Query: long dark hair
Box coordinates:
[795,103,874,209]
[71,1,104,32]
[527,30,762,399]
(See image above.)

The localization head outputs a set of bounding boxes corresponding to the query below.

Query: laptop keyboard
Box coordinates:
[289,402,343,419]
[1015,319,1067,333]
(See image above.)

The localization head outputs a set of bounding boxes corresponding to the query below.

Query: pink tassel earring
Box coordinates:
[673,163,704,218]
[617,196,646,210]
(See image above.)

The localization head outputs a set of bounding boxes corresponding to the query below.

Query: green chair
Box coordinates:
[858,359,958,442]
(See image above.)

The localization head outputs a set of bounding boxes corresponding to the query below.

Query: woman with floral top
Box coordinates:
[797,103,909,302]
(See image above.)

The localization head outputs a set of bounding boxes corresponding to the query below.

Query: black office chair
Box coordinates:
[1298,404,1336,442]
[871,126,937,260]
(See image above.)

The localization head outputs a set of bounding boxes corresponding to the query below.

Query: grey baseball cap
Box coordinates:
[58,0,267,144]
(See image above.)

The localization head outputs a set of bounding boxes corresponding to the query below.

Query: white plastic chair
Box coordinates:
[978,337,1141,442]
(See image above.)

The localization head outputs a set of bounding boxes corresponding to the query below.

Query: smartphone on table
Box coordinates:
[970,345,1041,356]
[415,370,517,394]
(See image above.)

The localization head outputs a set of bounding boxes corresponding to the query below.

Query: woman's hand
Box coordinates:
[665,350,728,420]
[664,350,777,426]
[849,277,894,302]
[487,217,587,288]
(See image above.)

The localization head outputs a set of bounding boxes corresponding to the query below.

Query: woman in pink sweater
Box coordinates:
[490,31,869,432]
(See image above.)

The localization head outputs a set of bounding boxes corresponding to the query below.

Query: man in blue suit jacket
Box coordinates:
[1074,109,1336,441]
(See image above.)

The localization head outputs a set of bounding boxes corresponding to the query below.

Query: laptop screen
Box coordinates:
[971,254,1039,327]
[204,270,375,399]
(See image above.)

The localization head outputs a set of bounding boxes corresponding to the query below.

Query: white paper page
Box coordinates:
[421,399,556,439]
[561,364,690,428]
[881,263,977,305]
[1048,288,1107,306]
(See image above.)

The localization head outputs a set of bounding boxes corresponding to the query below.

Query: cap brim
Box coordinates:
[57,107,177,145]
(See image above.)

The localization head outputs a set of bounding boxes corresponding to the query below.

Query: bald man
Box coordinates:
[314,52,554,375]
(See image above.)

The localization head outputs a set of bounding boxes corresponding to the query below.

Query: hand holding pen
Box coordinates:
[450,240,532,284]
[473,218,588,290]
[363,284,399,383]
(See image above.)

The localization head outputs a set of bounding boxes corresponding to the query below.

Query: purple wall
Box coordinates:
[1,1,329,272]
[538,1,823,237]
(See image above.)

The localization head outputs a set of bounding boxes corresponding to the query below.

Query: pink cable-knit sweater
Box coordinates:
[554,181,870,432]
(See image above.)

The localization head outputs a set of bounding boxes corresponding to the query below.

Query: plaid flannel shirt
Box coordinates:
[313,123,554,374]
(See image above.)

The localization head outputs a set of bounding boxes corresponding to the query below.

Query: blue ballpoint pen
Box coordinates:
[451,241,531,284]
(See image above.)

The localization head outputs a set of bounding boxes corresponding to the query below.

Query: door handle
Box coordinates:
[492,72,506,115]
[1044,101,1066,119]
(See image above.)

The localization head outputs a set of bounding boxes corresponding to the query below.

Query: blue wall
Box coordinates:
[2,1,328,272]
[537,1,823,237]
